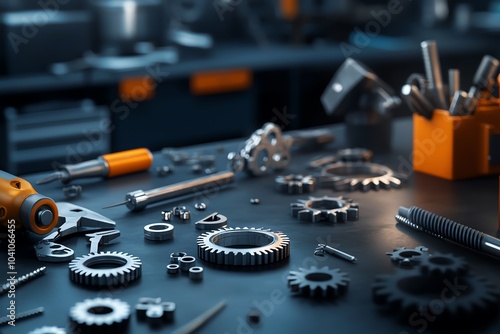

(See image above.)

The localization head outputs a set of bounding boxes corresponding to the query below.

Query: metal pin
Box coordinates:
[316,244,357,263]
[421,40,448,110]
[448,69,460,100]
[449,90,468,116]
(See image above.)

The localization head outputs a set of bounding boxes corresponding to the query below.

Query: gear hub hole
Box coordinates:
[398,250,422,258]
[308,199,344,210]
[305,273,333,282]
[88,306,113,315]
[84,256,128,269]
[212,231,275,249]
[428,256,453,265]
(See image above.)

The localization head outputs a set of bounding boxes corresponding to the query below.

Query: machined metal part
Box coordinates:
[156,165,174,176]
[386,246,429,267]
[337,148,373,163]
[228,122,293,176]
[195,212,228,230]
[372,268,500,325]
[0,306,44,325]
[419,252,468,279]
[406,73,428,94]
[179,256,196,272]
[170,252,187,264]
[247,309,262,327]
[275,174,315,194]
[167,264,180,274]
[63,185,82,199]
[287,266,350,298]
[197,227,290,266]
[173,206,187,216]
[307,155,337,169]
[250,198,260,205]
[421,40,448,109]
[69,251,142,287]
[448,69,460,99]
[318,162,405,191]
[69,298,130,334]
[28,326,66,334]
[162,210,172,221]
[189,266,204,280]
[162,148,216,167]
[465,55,500,114]
[144,223,174,241]
[315,244,357,263]
[205,167,217,175]
[194,202,207,211]
[136,298,175,326]
[180,210,191,221]
[86,230,121,254]
[291,196,359,223]
[171,300,226,334]
[34,241,74,263]
[449,90,469,116]
[0,266,46,296]
[401,84,435,119]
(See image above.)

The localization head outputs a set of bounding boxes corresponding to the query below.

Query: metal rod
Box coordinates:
[171,300,226,334]
[421,40,448,110]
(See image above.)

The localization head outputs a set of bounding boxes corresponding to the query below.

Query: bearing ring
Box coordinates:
[179,256,196,272]
[167,264,180,274]
[189,267,204,280]
[144,223,174,241]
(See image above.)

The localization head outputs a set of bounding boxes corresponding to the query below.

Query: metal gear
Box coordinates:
[275,174,315,194]
[69,251,142,287]
[386,246,429,267]
[419,252,469,279]
[287,266,349,298]
[69,298,130,334]
[337,148,373,162]
[28,327,66,334]
[197,227,290,266]
[290,196,359,223]
[372,269,500,325]
[318,162,405,191]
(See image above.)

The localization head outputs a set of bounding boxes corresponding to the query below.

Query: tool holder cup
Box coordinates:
[413,99,500,180]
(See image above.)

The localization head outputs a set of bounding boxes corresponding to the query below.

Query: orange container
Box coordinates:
[413,99,500,180]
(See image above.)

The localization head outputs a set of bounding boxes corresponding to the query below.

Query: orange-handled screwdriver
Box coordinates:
[37,148,153,185]
[0,171,59,235]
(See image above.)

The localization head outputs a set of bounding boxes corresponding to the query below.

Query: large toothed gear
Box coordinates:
[275,174,315,194]
[69,251,142,287]
[69,298,130,334]
[372,269,500,325]
[197,227,290,266]
[386,246,429,267]
[287,266,349,298]
[318,162,405,191]
[290,196,359,223]
[28,327,66,334]
[419,252,468,279]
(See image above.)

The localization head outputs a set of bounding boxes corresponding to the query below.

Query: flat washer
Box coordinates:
[144,223,174,241]
[69,298,130,334]
[189,266,204,280]
[167,264,180,274]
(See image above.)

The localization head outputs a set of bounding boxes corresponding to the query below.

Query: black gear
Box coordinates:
[385,246,429,267]
[419,252,468,279]
[372,269,500,326]
[290,196,359,223]
[287,266,349,298]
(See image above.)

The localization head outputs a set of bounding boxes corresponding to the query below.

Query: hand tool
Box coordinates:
[464,55,500,114]
[0,266,46,296]
[314,244,357,263]
[396,206,500,260]
[171,300,226,334]
[0,170,58,235]
[86,229,121,254]
[104,171,234,212]
[421,40,448,110]
[401,84,434,119]
[34,202,116,262]
[36,148,153,185]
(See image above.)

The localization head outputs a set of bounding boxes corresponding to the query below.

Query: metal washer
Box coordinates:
[69,298,130,334]
[144,223,174,241]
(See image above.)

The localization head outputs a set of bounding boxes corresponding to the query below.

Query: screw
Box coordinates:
[180,210,191,221]
[316,244,357,263]
[0,306,44,325]
[194,202,207,211]
[0,267,47,295]
[162,210,172,221]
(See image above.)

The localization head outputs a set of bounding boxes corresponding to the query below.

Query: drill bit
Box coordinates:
[396,206,500,260]
[0,267,47,295]
[0,307,44,325]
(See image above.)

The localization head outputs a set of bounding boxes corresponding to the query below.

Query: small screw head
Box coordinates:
[194,202,207,211]
[250,198,260,205]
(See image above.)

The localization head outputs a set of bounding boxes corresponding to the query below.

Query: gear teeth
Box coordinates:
[419,252,468,279]
[287,266,349,299]
[197,227,290,266]
[275,174,315,194]
[385,246,429,267]
[69,298,130,334]
[290,196,359,223]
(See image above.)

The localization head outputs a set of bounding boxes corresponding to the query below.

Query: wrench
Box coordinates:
[86,230,121,254]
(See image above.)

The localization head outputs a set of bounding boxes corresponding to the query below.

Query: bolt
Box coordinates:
[0,267,47,295]
[194,202,207,211]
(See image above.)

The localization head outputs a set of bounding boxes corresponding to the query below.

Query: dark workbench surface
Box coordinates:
[2,117,500,334]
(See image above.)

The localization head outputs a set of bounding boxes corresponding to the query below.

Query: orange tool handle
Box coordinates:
[0,171,58,235]
[102,148,153,178]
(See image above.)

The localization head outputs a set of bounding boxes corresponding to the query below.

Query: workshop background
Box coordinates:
[0,0,499,174]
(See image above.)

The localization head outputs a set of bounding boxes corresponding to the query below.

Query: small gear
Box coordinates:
[319,162,405,191]
[197,227,290,266]
[372,269,500,325]
[419,252,468,279]
[287,266,349,298]
[290,196,359,223]
[69,298,130,334]
[28,327,66,334]
[275,174,315,194]
[69,251,142,287]
[386,246,429,267]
